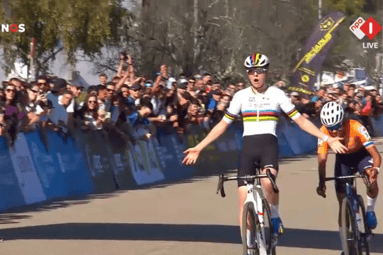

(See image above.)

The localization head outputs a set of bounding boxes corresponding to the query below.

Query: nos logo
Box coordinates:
[1,24,25,33]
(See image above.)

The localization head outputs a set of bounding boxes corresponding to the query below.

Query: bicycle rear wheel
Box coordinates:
[341,197,359,255]
[356,195,370,255]
[262,198,276,255]
[242,202,259,255]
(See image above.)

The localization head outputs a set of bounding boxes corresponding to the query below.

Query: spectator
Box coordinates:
[347,83,356,100]
[237,81,246,90]
[49,89,73,133]
[185,100,203,126]
[195,79,205,94]
[206,89,221,114]
[226,83,237,94]
[202,73,213,93]
[187,78,197,97]
[127,83,142,107]
[97,85,111,112]
[99,73,107,86]
[67,82,83,112]
[118,84,130,99]
[76,94,103,130]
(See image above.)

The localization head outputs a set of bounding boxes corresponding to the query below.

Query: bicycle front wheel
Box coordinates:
[262,198,276,255]
[341,197,359,255]
[242,202,259,255]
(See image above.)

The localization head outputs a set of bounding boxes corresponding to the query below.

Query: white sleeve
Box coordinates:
[66,99,75,113]
[222,92,242,124]
[277,89,301,120]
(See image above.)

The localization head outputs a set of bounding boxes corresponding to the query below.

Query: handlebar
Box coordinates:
[216,169,279,198]
[324,174,371,190]
[317,174,371,198]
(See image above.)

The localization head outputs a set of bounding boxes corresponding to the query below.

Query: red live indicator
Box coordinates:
[360,17,382,40]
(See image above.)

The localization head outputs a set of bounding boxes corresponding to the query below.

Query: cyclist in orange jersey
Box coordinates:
[317,102,380,254]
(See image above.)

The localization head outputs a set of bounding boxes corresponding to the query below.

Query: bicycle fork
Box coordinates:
[252,183,268,255]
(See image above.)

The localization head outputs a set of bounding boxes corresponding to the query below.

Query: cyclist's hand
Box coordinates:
[316,185,326,198]
[366,167,379,183]
[327,137,347,154]
[183,147,201,165]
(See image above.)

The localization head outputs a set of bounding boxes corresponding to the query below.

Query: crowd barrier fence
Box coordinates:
[3,114,379,211]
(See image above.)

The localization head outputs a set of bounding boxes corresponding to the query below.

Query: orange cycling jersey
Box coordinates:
[318,119,373,155]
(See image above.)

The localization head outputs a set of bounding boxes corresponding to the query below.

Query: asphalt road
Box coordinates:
[1,144,383,255]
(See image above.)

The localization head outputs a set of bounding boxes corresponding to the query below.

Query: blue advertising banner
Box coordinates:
[8,133,46,205]
[24,131,69,200]
[154,134,194,180]
[46,131,94,196]
[74,130,117,193]
[0,137,25,210]
[105,128,137,189]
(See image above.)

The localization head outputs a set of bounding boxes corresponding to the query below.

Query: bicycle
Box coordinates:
[320,173,372,255]
[217,169,279,255]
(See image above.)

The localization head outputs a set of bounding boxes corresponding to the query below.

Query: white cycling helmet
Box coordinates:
[320,102,344,127]
[244,53,270,69]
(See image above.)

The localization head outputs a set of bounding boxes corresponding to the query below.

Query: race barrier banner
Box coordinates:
[0,117,335,212]
[0,137,26,210]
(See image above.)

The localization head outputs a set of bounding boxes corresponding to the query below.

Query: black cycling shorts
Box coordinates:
[237,134,279,187]
[334,148,373,193]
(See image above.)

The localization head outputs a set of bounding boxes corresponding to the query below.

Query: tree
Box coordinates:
[0,0,127,77]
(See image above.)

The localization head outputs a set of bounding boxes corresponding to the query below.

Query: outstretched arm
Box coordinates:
[183,119,229,165]
[294,115,347,154]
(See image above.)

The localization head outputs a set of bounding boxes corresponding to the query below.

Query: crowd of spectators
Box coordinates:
[1,52,382,145]
[278,81,383,134]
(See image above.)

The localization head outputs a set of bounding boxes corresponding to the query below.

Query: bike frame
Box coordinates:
[345,181,363,240]
[244,177,268,255]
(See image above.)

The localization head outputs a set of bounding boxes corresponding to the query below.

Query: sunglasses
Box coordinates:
[38,82,47,85]
[247,68,268,74]
[88,100,97,104]
[327,123,342,131]
[107,89,115,92]
[6,89,16,93]
[30,89,39,94]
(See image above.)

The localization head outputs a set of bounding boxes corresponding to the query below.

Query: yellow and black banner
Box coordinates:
[290,12,346,94]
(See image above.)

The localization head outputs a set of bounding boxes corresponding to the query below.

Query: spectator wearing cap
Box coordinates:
[9,75,25,92]
[206,89,221,113]
[99,73,107,86]
[167,78,177,90]
[47,78,67,109]
[127,83,142,107]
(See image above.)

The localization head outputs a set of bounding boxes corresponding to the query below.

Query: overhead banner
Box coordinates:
[289,11,346,94]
